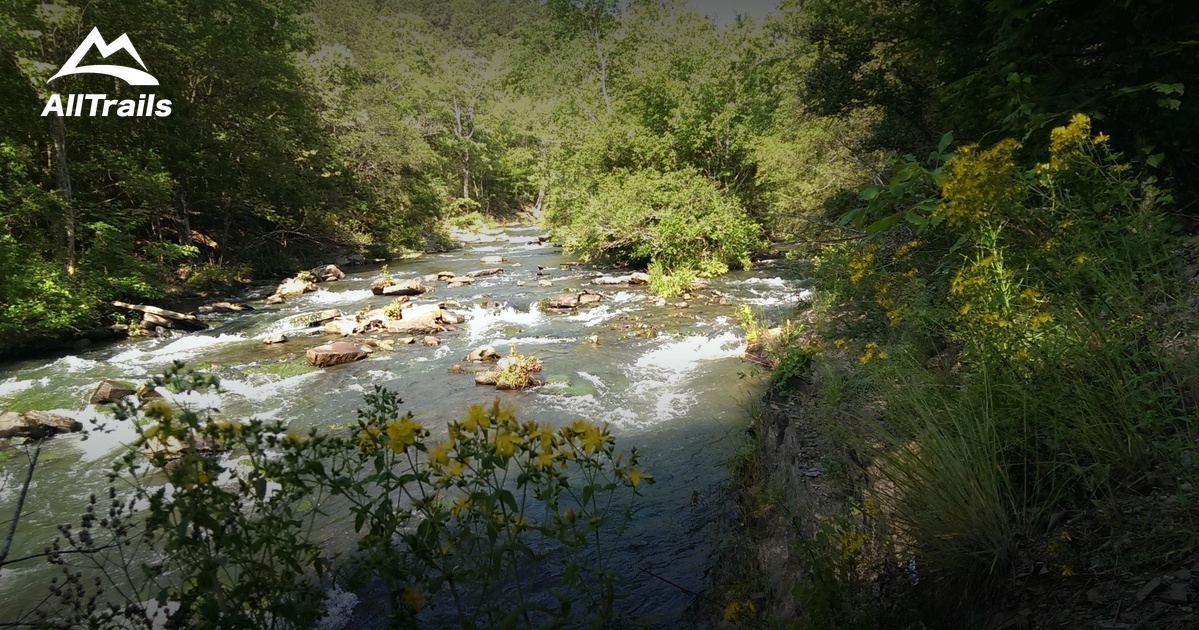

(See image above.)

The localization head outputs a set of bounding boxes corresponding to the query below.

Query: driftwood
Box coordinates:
[113,301,208,331]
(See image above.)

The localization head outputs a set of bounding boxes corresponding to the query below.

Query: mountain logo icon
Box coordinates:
[48,27,158,86]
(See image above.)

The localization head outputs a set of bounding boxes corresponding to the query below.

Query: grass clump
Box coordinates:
[494,348,543,390]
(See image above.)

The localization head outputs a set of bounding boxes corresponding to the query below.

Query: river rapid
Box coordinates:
[0,226,808,627]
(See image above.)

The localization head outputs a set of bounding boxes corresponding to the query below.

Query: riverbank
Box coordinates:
[722,291,1199,628]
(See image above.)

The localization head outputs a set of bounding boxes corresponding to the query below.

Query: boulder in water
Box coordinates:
[384,303,445,334]
[263,333,289,345]
[480,255,505,264]
[309,309,343,326]
[467,267,503,278]
[466,345,500,363]
[543,291,602,310]
[309,264,346,282]
[275,276,317,297]
[0,411,82,441]
[323,318,359,336]
[306,341,369,368]
[372,278,427,296]
[591,272,649,286]
[91,379,136,405]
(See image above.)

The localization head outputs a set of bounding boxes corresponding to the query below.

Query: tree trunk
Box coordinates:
[452,94,472,200]
[594,25,611,113]
[51,114,74,276]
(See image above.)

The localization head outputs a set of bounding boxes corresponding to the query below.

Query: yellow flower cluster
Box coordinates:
[938,139,1023,226]
[859,342,887,365]
[847,244,877,285]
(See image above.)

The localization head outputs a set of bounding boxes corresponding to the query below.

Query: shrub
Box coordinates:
[27,363,648,628]
[549,168,762,283]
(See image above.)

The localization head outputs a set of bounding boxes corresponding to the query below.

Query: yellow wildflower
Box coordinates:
[494,431,521,457]
[463,405,487,432]
[581,423,608,453]
[428,441,451,467]
[386,417,422,453]
[625,467,646,488]
[535,450,557,469]
[400,587,425,611]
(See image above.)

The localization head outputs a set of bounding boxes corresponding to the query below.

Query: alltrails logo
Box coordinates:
[41,27,172,117]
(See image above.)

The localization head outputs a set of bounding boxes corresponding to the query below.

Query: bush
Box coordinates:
[548,168,761,284]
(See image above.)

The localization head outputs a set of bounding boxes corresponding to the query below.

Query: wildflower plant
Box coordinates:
[36,364,649,628]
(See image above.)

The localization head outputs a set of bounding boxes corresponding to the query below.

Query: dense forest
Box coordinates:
[3,0,1199,625]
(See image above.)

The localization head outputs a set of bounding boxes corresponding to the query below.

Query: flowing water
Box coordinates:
[0,227,809,626]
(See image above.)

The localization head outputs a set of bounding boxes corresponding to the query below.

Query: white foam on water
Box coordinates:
[729,276,790,288]
[53,355,100,373]
[577,371,607,391]
[109,334,246,365]
[0,378,36,398]
[490,336,571,346]
[464,303,543,343]
[619,331,745,426]
[218,371,321,403]
[742,295,791,307]
[634,331,744,372]
[307,288,374,305]
[565,303,630,327]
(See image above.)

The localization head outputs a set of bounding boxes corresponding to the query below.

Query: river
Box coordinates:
[0,226,807,627]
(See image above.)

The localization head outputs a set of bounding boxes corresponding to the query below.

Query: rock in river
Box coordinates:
[306,341,369,368]
[543,291,603,310]
[371,278,428,296]
[91,379,136,405]
[0,411,82,441]
[309,264,346,282]
[275,276,317,297]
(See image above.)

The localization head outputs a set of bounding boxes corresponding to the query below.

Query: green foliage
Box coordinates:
[184,262,253,294]
[551,168,760,278]
[770,344,812,392]
[382,298,407,319]
[646,261,694,298]
[0,234,91,342]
